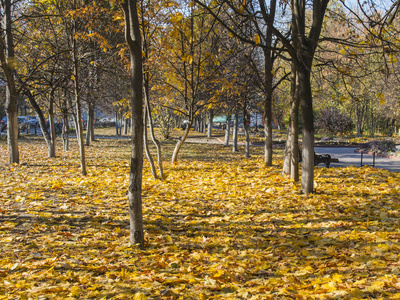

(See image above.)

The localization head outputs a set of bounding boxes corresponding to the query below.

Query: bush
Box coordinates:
[359,140,396,153]
[315,108,353,135]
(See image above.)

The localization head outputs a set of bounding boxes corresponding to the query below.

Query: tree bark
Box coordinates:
[243,108,250,159]
[124,0,144,248]
[0,0,19,164]
[144,107,158,180]
[263,0,276,166]
[72,0,87,176]
[232,113,238,152]
[145,79,164,180]
[207,109,213,138]
[25,90,56,158]
[299,66,314,193]
[172,119,192,163]
[85,102,95,146]
[48,90,57,158]
[224,113,231,146]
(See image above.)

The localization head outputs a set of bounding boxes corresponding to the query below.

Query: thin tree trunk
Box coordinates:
[232,113,238,152]
[290,68,300,182]
[224,113,231,146]
[25,90,55,157]
[62,112,69,151]
[124,0,144,248]
[72,0,86,176]
[172,119,192,163]
[243,108,250,159]
[61,93,69,151]
[48,91,56,158]
[145,80,164,180]
[144,107,158,180]
[207,109,213,138]
[124,118,129,135]
[85,102,95,146]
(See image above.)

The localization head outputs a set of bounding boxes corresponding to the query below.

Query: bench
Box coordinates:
[299,149,332,168]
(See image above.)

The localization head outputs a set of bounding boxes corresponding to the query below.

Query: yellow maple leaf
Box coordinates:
[377,93,385,105]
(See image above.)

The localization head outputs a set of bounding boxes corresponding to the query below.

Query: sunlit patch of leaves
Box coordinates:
[1,136,400,299]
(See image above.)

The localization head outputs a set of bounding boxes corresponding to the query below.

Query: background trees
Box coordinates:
[1,0,400,186]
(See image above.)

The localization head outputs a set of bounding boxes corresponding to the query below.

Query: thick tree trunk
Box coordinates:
[6,102,18,163]
[124,0,144,248]
[290,69,300,181]
[262,0,276,166]
[1,0,19,164]
[299,66,314,194]
[282,65,299,180]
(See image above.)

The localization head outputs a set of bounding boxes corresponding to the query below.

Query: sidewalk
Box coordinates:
[315,146,400,173]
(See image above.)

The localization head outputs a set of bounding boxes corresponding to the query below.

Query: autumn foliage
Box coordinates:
[1,136,400,299]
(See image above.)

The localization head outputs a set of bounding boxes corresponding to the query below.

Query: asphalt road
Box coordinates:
[315,146,400,173]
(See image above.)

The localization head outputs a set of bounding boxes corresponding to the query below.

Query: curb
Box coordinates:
[354,149,400,161]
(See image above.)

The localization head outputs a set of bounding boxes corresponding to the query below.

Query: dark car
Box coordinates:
[1,117,7,131]
[27,116,39,127]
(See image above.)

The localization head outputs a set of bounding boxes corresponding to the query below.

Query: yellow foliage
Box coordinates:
[1,133,400,298]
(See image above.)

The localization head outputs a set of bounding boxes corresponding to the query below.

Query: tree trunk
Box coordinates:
[144,107,157,180]
[62,111,69,151]
[172,119,192,163]
[264,47,273,165]
[232,113,238,152]
[262,0,276,166]
[85,102,95,146]
[243,108,250,159]
[124,0,144,248]
[224,113,231,146]
[0,0,19,164]
[290,68,300,181]
[25,90,55,158]
[282,65,300,181]
[48,91,56,158]
[207,109,213,138]
[298,66,314,194]
[145,79,164,180]
[72,0,86,176]
[124,118,129,135]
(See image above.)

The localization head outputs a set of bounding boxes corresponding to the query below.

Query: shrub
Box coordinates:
[359,140,396,153]
[315,108,353,135]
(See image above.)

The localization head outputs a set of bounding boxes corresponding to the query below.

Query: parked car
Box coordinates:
[98,117,110,124]
[0,117,6,131]
[17,116,27,124]
[27,116,39,127]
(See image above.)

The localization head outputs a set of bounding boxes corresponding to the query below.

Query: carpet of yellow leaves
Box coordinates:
[1,136,400,299]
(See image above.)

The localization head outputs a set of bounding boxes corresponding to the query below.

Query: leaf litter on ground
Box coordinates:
[1,135,400,299]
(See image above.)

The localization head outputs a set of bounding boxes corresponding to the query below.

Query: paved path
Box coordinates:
[315,146,400,173]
